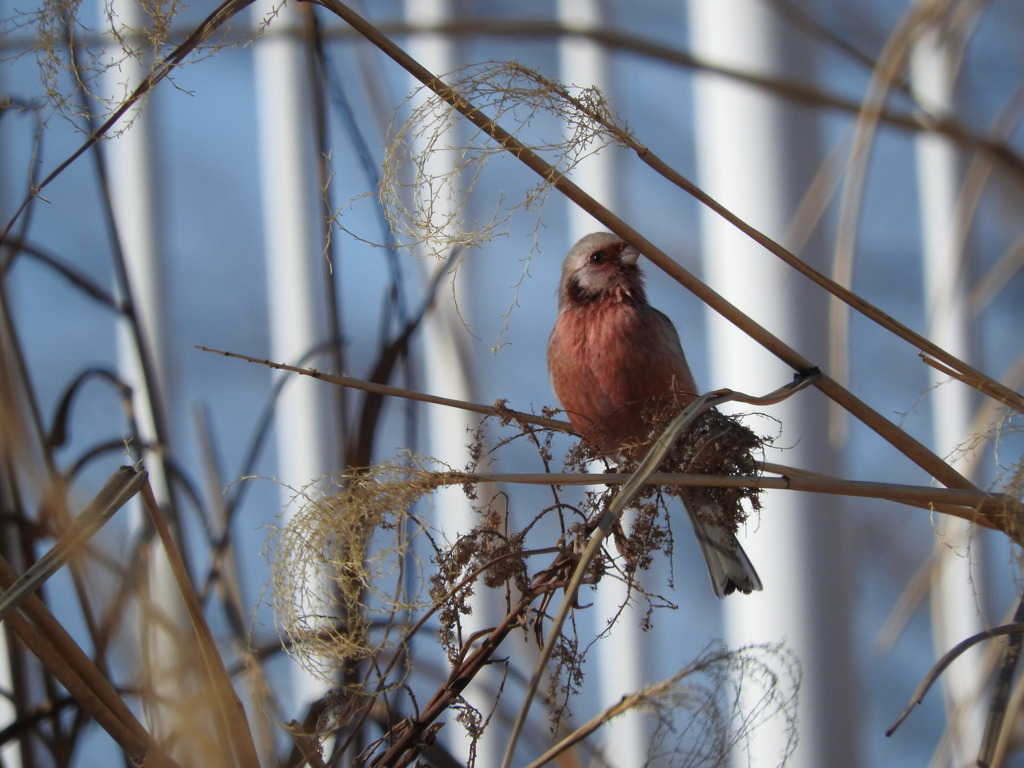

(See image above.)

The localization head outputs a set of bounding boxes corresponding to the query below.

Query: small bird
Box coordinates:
[547,232,762,597]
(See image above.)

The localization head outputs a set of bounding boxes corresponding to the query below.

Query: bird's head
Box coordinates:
[557,232,646,310]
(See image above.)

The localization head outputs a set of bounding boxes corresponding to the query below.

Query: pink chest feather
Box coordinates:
[547,299,697,455]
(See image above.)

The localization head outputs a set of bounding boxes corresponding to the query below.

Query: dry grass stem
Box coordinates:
[0,465,145,622]
[140,479,260,768]
[196,343,569,431]
[0,0,257,246]
[888,622,1024,738]
[0,554,181,767]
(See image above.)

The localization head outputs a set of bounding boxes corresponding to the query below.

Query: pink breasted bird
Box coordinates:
[547,232,762,597]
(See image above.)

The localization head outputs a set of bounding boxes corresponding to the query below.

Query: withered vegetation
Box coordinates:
[1,1,1022,767]
[268,406,787,765]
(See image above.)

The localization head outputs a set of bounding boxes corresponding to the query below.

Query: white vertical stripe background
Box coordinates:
[688,1,858,766]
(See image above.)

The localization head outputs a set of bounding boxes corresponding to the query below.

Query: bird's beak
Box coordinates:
[621,245,641,265]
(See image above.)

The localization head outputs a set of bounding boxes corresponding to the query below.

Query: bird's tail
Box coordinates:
[678,489,762,598]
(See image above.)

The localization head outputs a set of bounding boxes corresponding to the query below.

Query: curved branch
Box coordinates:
[887,622,1024,738]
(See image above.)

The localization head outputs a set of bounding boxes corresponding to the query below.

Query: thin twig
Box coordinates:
[0,0,257,246]
[4,18,1022,177]
[921,354,1024,413]
[521,652,736,768]
[196,345,568,432]
[368,557,571,768]
[887,622,1024,738]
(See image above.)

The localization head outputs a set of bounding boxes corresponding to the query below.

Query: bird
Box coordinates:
[546,231,762,597]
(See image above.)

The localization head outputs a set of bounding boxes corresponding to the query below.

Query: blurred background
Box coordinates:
[1,0,1023,766]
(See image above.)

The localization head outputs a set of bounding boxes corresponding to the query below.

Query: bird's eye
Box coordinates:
[589,250,607,264]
